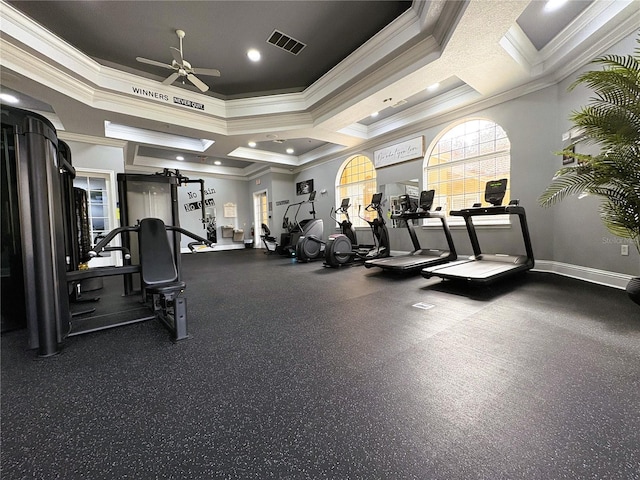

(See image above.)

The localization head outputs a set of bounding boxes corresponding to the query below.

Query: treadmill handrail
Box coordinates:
[450,205,525,217]
[391,209,446,220]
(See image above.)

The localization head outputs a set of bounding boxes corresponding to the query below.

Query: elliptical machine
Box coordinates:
[324,193,390,267]
[295,192,325,262]
[277,191,320,257]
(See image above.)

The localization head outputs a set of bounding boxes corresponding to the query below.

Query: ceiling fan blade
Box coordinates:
[192,67,221,77]
[187,74,209,92]
[136,57,174,70]
[162,72,180,85]
[170,46,183,65]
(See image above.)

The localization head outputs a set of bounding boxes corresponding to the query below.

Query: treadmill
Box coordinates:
[364,189,457,273]
[421,179,534,284]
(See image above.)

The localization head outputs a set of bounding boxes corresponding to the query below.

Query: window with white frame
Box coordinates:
[423,118,511,224]
[335,155,377,228]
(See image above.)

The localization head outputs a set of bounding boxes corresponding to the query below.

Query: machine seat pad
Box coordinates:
[146,281,186,295]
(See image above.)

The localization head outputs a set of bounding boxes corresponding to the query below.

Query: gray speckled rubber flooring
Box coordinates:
[2,249,639,479]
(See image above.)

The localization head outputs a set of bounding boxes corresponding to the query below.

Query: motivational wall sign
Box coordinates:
[374,137,424,168]
[131,86,205,111]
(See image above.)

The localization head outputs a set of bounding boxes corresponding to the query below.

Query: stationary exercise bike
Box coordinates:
[324,193,390,267]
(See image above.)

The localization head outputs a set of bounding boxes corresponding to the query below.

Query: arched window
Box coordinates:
[423,118,511,223]
[335,154,377,228]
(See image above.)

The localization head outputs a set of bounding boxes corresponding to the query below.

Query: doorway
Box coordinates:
[73,169,119,267]
[252,190,268,248]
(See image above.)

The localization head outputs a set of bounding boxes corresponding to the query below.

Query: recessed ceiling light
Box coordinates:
[544,0,568,12]
[248,141,257,148]
[247,49,261,62]
[371,112,379,118]
[286,148,294,154]
[427,82,440,92]
[176,155,184,161]
[0,93,19,104]
[214,160,222,165]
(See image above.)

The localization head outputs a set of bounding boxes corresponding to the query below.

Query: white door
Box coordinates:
[253,190,268,248]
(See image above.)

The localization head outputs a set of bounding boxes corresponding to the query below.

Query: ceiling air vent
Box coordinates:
[267,29,306,55]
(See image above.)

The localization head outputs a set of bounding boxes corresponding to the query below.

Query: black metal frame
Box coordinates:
[83,219,213,341]
[421,203,535,284]
[457,204,534,264]
[1,106,71,357]
[117,173,183,295]
[364,190,457,272]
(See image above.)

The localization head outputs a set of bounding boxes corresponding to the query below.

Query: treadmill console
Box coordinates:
[399,194,418,213]
[420,190,435,211]
[484,178,508,206]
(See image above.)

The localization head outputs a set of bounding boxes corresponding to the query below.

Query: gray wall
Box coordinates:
[247,170,295,244]
[291,166,339,241]
[177,173,251,250]
[295,85,560,259]
[549,33,640,275]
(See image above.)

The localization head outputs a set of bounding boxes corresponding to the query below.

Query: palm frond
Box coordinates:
[538,168,597,206]
[540,34,640,254]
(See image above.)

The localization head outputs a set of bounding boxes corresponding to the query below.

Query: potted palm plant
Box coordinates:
[538,35,640,305]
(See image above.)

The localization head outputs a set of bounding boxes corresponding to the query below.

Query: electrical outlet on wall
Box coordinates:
[621,244,629,256]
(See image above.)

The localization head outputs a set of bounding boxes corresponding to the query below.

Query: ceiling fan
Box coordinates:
[136,29,220,92]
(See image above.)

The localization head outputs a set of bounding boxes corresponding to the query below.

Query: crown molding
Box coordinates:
[0,39,96,105]
[500,0,640,82]
[0,1,101,83]
[304,7,423,108]
[247,166,295,181]
[500,24,540,75]
[366,84,481,139]
[338,123,369,140]
[225,112,314,136]
[431,0,469,47]
[228,147,299,166]
[539,0,636,65]
[131,156,247,182]
[104,122,214,152]
[297,142,348,166]
[58,131,127,148]
[312,35,441,127]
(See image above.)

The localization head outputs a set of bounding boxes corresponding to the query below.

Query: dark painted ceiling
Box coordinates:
[8,0,412,99]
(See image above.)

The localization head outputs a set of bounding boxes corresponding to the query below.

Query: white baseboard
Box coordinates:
[533,260,633,290]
